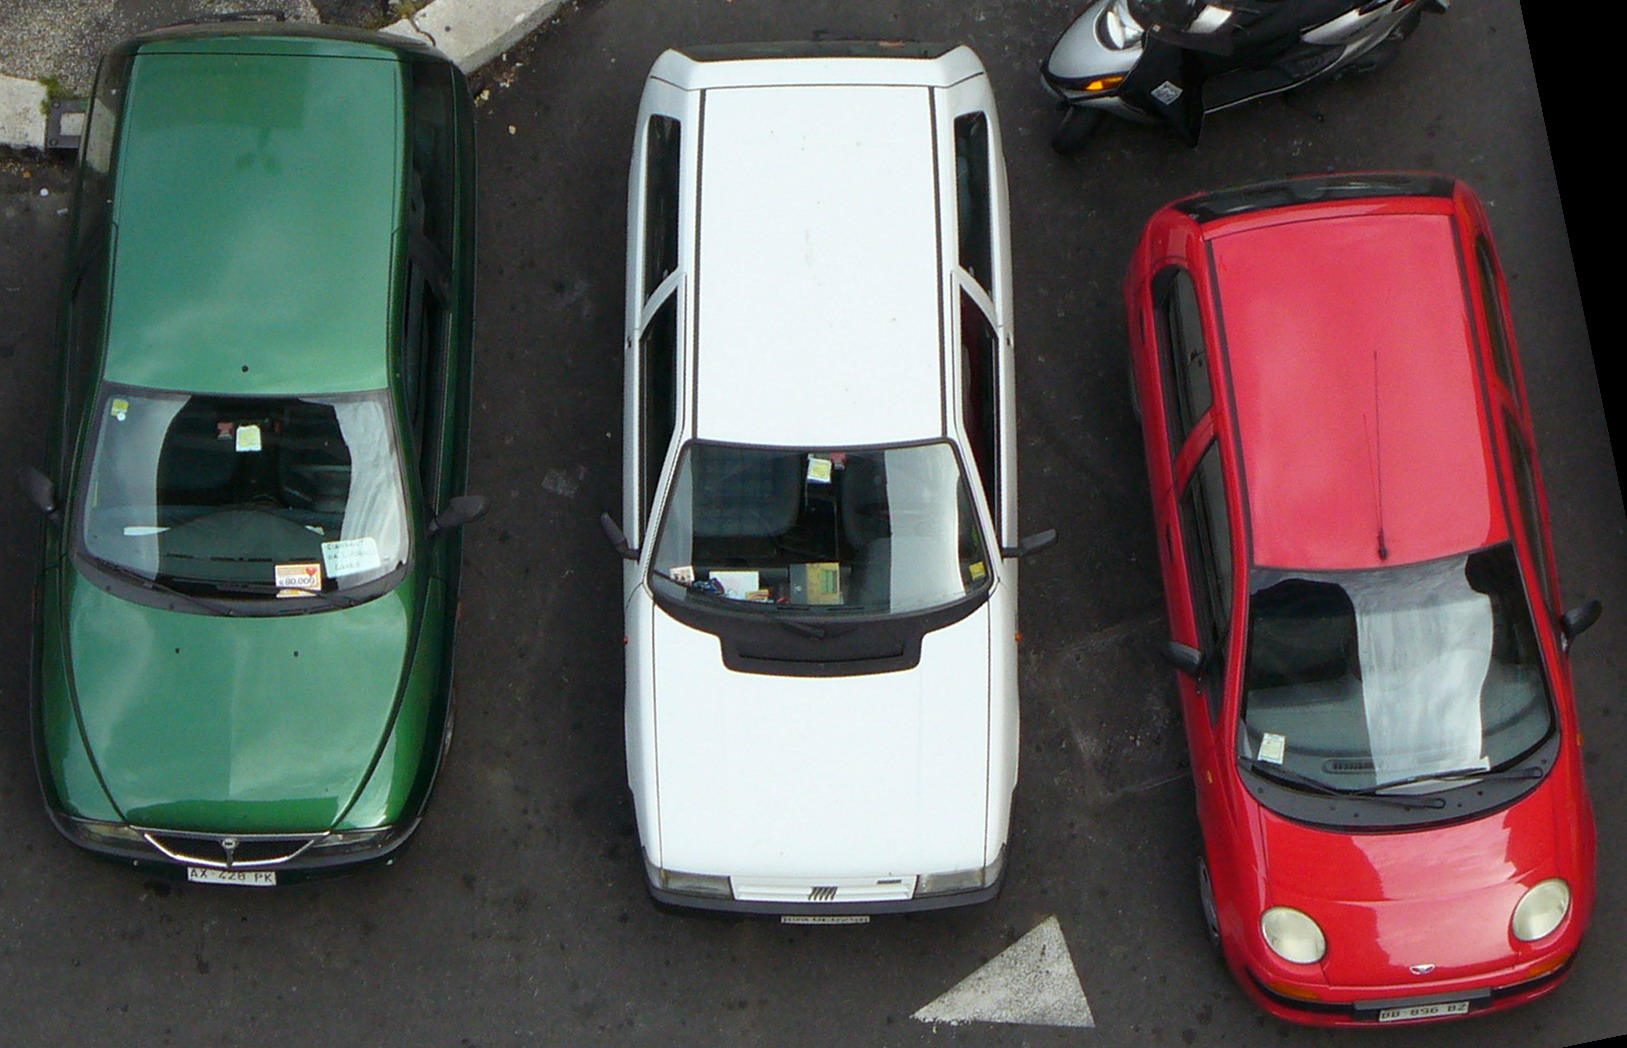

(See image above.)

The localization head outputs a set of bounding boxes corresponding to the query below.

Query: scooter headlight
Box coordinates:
[1100,0,1146,49]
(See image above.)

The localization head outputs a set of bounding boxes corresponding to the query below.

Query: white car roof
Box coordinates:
[692,80,946,446]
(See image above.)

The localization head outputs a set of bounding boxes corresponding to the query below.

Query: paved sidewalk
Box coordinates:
[0,0,566,150]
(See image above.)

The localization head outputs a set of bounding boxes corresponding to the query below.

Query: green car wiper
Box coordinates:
[199,579,367,608]
[88,558,237,617]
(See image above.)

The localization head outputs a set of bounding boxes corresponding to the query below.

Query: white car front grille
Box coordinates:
[730,874,918,904]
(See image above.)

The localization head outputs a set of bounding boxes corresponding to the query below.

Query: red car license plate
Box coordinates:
[1377,1001,1469,1022]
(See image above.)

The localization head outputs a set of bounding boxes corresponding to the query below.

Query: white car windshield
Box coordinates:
[650,441,992,615]
[1238,544,1555,792]
[77,385,409,598]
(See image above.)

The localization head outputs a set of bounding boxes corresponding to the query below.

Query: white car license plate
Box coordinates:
[781,915,870,925]
[186,867,277,887]
[1377,1001,1469,1022]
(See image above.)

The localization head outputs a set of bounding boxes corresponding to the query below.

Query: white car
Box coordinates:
[602,41,1053,918]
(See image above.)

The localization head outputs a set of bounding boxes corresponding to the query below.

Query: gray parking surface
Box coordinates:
[0,1,322,92]
[0,2,1621,1046]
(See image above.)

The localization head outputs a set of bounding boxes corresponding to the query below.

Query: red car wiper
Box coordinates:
[1243,758,1446,810]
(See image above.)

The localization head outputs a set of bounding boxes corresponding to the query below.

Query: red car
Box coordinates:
[1125,173,1601,1026]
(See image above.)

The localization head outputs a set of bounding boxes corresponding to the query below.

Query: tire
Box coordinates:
[1197,855,1222,952]
[1050,106,1105,156]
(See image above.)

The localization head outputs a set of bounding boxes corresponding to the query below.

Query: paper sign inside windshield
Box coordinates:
[321,537,381,578]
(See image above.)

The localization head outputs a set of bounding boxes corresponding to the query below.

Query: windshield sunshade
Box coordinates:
[77,385,409,599]
[1238,544,1554,792]
[650,441,992,615]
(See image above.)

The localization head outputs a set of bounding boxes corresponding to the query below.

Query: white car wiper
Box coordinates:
[649,567,829,636]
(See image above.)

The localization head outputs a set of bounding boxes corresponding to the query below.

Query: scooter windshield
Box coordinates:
[1129,0,1202,29]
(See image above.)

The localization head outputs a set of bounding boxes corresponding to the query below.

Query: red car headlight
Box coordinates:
[1261,906,1327,964]
[1512,879,1571,942]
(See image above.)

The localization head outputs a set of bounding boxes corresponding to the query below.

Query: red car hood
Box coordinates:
[1257,779,1575,984]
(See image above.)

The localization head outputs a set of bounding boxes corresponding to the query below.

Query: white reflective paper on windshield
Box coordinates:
[321,537,382,578]
[710,570,760,600]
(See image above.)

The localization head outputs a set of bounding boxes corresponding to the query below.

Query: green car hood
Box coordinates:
[62,570,416,833]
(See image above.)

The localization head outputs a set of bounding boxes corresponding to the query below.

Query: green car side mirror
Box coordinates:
[18,466,60,524]
[429,494,488,536]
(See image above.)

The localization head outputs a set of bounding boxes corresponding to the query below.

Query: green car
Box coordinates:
[19,19,482,884]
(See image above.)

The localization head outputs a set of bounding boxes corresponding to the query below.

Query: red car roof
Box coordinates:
[1209,204,1507,570]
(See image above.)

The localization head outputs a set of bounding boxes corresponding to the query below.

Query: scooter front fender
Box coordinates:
[1043,0,1141,89]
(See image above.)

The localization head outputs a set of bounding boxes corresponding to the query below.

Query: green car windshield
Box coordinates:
[76,385,409,599]
[650,440,993,615]
[1238,544,1555,793]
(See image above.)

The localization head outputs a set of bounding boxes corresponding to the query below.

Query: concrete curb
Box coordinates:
[0,72,47,150]
[0,0,567,151]
[380,0,568,73]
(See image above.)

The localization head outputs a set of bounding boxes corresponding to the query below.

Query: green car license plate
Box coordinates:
[186,867,276,887]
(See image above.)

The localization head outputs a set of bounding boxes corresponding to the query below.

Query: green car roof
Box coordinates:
[103,36,406,396]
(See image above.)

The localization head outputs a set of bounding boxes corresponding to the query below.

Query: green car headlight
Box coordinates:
[65,818,149,846]
[1261,906,1326,964]
[1512,879,1571,942]
[307,827,395,855]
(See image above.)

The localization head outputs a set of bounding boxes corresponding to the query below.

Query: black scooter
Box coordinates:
[1041,0,1449,153]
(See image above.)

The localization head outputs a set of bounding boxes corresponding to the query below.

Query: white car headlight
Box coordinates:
[917,848,1006,897]
[1512,879,1571,942]
[1261,906,1326,964]
[646,856,733,899]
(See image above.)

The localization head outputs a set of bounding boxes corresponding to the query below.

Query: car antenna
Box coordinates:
[1371,346,1389,561]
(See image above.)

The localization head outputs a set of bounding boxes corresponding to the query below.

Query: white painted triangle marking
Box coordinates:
[912,915,1095,1028]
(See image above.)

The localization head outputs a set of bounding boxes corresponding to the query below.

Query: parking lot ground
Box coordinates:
[0,2,1621,1046]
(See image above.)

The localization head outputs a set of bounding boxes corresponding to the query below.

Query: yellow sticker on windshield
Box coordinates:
[110,398,129,421]
[969,561,987,581]
[274,561,322,593]
[235,424,263,453]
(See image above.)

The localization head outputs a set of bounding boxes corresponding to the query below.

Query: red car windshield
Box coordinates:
[1237,543,1555,794]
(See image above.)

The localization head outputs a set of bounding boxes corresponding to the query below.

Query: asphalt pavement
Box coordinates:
[0,2,1621,1047]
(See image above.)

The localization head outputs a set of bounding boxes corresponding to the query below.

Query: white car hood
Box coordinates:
[649,602,994,879]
